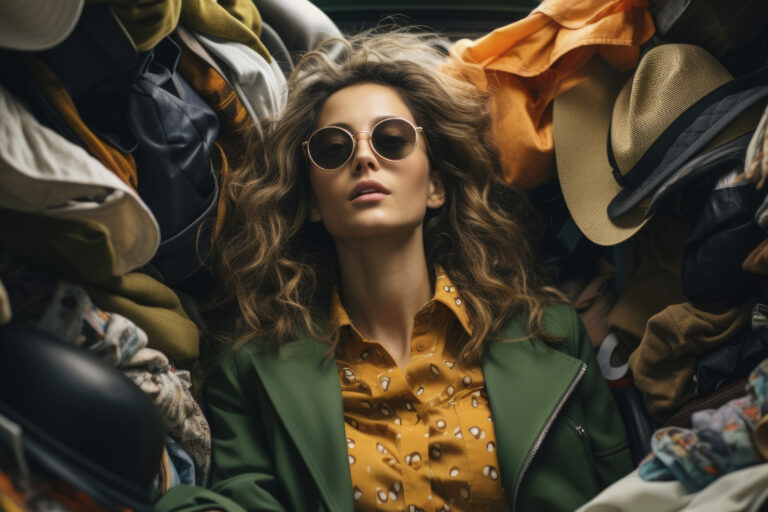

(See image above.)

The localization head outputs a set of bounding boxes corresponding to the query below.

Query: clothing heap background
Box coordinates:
[1,0,768,510]
[0,0,337,509]
[444,0,768,509]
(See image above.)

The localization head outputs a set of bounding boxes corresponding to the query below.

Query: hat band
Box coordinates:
[607,65,768,195]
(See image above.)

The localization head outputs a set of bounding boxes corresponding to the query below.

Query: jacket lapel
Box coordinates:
[483,337,584,511]
[249,335,353,512]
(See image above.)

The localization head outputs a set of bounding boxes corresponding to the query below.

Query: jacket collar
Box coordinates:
[251,323,584,512]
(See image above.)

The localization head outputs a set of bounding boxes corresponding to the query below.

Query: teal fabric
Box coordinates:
[155,303,633,512]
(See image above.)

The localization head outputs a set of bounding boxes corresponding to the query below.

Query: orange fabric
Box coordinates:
[444,0,654,188]
[0,469,113,512]
[176,41,254,237]
[24,57,139,190]
[334,271,506,511]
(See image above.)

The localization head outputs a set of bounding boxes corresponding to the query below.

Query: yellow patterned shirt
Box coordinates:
[333,270,508,511]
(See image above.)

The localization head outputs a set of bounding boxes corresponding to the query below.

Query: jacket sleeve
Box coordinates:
[155,350,288,512]
[565,305,635,488]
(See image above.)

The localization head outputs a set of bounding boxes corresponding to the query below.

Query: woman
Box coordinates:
[157,30,632,512]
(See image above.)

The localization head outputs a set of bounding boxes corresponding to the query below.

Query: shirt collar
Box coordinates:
[329,266,472,336]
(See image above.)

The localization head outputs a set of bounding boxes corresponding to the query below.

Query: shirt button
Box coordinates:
[415,342,425,351]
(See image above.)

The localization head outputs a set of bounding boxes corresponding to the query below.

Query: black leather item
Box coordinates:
[646,132,753,216]
[696,290,768,395]
[129,37,219,240]
[696,327,768,396]
[682,184,768,304]
[254,0,342,58]
[0,324,164,512]
[150,162,217,286]
[612,385,658,465]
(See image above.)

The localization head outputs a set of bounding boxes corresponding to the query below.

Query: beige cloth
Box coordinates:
[123,346,211,484]
[576,463,768,512]
[629,303,750,424]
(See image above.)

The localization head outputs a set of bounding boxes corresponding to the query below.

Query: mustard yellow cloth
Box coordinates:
[333,271,506,511]
[86,0,270,60]
[180,0,270,62]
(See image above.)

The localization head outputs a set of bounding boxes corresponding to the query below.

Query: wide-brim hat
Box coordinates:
[0,0,84,51]
[0,84,159,276]
[554,44,768,246]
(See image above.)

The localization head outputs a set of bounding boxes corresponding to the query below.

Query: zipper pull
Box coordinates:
[574,425,587,439]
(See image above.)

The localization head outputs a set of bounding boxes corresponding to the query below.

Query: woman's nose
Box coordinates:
[351,132,379,173]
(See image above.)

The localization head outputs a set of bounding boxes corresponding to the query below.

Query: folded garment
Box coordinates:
[638,359,768,492]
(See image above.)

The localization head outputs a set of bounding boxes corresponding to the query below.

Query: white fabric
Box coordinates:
[194,32,287,137]
[0,0,83,51]
[0,84,160,275]
[745,104,768,178]
[576,463,768,512]
[747,105,768,228]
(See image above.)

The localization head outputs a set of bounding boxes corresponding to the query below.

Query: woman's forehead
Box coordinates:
[315,82,416,129]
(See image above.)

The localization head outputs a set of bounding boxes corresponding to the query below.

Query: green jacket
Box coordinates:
[156,303,633,512]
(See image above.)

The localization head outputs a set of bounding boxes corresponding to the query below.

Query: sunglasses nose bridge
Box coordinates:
[350,130,377,161]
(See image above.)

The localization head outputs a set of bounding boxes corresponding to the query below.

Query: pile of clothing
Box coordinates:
[2,0,768,509]
[0,0,340,510]
[446,0,768,509]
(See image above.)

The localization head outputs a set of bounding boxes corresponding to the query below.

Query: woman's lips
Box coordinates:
[351,192,389,203]
[349,180,391,201]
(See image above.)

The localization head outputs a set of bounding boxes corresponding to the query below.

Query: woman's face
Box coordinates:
[307,82,445,241]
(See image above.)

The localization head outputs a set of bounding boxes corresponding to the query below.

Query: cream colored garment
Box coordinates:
[576,463,768,512]
[0,84,159,276]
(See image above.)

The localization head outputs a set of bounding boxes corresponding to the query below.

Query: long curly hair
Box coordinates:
[209,28,565,366]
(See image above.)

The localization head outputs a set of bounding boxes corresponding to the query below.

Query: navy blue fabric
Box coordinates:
[128,37,219,284]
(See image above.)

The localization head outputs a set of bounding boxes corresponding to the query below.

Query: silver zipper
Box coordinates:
[512,362,587,511]
[574,425,586,438]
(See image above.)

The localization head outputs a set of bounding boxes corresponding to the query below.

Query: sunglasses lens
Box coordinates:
[308,127,354,169]
[372,118,417,160]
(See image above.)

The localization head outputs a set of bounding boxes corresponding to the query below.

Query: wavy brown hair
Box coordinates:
[209,28,565,366]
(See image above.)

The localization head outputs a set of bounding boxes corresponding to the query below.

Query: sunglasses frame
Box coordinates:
[302,117,423,172]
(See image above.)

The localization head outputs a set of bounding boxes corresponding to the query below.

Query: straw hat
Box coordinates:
[554,44,767,246]
[0,0,83,51]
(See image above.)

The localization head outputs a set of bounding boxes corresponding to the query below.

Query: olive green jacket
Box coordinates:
[156,304,633,512]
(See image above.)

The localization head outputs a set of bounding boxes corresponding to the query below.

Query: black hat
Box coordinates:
[0,324,165,511]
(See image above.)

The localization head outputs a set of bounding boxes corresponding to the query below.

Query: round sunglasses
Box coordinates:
[302,117,423,171]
